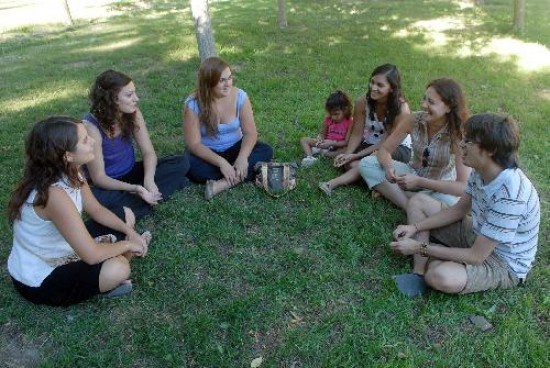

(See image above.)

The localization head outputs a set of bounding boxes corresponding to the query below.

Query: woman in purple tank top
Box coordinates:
[83,70,189,232]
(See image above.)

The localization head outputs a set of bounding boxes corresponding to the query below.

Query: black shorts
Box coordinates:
[12,261,102,307]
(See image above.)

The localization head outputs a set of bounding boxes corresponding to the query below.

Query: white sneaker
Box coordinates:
[301,155,318,168]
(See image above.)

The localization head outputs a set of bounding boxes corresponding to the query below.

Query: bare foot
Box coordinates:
[205,179,232,200]
[123,206,136,228]
[141,231,152,245]
[140,231,152,256]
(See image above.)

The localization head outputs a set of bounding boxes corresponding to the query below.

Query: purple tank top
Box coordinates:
[83,113,135,179]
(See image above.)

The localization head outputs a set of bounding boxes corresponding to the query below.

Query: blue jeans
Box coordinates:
[86,154,190,238]
[185,140,273,183]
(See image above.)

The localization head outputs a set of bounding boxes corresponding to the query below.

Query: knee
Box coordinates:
[358,156,379,179]
[254,142,273,161]
[101,256,131,284]
[425,265,462,294]
[408,193,432,212]
[360,155,380,169]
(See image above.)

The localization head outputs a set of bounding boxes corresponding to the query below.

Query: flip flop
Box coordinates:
[101,280,133,298]
[205,180,215,200]
[393,273,428,297]
[94,234,117,244]
[318,182,331,196]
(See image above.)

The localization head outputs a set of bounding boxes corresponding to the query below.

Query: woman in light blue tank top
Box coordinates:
[183,57,273,200]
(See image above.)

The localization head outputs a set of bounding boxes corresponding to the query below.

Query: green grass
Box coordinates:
[0,0,548,366]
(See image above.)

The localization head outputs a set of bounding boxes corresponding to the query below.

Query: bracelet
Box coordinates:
[419,242,429,257]
[414,223,420,232]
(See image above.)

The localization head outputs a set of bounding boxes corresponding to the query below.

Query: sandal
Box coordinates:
[205,180,216,200]
[101,280,133,298]
[94,234,117,244]
[318,182,332,196]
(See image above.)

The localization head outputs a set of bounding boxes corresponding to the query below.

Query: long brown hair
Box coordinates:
[7,117,84,223]
[427,78,468,142]
[195,57,231,136]
[366,64,407,130]
[89,69,136,138]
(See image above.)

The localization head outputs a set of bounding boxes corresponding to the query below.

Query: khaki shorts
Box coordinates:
[430,216,520,294]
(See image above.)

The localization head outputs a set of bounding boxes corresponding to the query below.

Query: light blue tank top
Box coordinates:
[184,88,247,152]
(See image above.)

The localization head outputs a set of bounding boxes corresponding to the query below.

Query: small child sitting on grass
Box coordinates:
[300,90,353,167]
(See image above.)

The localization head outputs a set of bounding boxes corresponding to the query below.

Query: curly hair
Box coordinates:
[325,90,353,119]
[366,64,407,130]
[89,69,136,138]
[7,117,85,223]
[427,78,468,142]
[195,57,231,136]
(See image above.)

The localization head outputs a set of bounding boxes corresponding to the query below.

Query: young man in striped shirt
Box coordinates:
[391,113,540,295]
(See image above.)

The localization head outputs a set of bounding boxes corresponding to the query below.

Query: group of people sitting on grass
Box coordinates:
[6,57,540,306]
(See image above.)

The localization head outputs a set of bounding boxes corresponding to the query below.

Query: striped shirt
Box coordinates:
[466,168,540,279]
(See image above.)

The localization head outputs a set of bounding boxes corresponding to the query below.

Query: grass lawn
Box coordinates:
[0,0,548,366]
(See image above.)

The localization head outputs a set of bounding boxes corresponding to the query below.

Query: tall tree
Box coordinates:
[190,0,218,61]
[513,0,525,34]
[62,0,74,26]
[278,0,288,28]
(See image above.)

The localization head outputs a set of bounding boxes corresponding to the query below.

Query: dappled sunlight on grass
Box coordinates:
[165,49,195,64]
[393,16,550,73]
[453,0,475,10]
[393,16,474,48]
[478,38,550,72]
[0,86,82,114]
[79,38,142,52]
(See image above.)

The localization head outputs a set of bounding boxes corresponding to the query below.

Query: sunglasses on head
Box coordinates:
[422,147,429,168]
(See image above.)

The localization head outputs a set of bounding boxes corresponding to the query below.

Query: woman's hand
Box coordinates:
[317,139,335,149]
[220,160,239,186]
[134,185,161,205]
[125,229,145,247]
[126,231,151,257]
[233,156,249,182]
[143,179,162,200]
[334,153,356,167]
[315,134,324,146]
[390,237,420,256]
[395,174,421,190]
[384,166,398,183]
[393,224,417,240]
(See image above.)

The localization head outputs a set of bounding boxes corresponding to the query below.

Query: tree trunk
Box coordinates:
[190,0,218,61]
[62,0,74,26]
[513,0,525,34]
[277,0,288,28]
